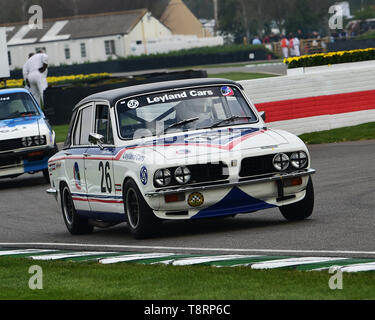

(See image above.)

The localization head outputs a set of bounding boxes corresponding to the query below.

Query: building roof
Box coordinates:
[76,78,239,108]
[4,9,148,44]
[160,0,212,38]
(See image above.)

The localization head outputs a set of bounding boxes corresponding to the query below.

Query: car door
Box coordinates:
[64,103,94,213]
[84,103,122,216]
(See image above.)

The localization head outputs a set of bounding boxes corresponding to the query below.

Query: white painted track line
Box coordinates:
[1,243,375,256]
[99,253,175,264]
[31,252,114,261]
[0,249,55,256]
[316,262,375,273]
[251,257,349,270]
[170,255,260,266]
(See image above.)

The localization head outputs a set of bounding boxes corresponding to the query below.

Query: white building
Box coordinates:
[3,8,223,71]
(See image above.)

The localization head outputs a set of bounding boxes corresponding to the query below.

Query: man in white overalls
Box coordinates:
[23,50,49,107]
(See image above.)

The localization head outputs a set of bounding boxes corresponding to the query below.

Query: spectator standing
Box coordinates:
[23,50,48,107]
[293,36,301,57]
[280,35,289,58]
[289,35,295,56]
[252,36,262,45]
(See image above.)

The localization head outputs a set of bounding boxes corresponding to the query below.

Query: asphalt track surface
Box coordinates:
[0,140,374,258]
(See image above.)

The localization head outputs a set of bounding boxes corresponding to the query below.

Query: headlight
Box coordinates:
[33,136,42,145]
[272,153,290,171]
[155,169,172,187]
[21,136,33,147]
[175,166,191,185]
[290,151,308,169]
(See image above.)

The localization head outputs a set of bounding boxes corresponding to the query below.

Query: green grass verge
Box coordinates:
[208,72,277,81]
[299,122,375,144]
[1,257,374,300]
[53,124,69,144]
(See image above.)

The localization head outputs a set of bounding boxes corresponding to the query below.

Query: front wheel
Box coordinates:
[279,177,314,221]
[124,179,161,239]
[42,168,50,183]
[60,183,93,235]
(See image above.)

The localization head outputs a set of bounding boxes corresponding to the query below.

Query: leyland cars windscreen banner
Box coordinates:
[0,28,10,79]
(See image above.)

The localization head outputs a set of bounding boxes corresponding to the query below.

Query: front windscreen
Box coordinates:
[0,92,40,121]
[116,86,258,140]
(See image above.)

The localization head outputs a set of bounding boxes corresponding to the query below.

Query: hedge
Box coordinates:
[284,48,375,69]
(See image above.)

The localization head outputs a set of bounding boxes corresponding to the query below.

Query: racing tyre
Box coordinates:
[42,169,50,184]
[60,183,94,235]
[124,179,161,239]
[279,177,314,221]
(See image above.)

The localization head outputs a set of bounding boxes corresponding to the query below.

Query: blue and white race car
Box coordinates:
[47,78,316,239]
[0,88,57,182]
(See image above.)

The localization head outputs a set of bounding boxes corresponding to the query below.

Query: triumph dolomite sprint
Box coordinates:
[0,88,57,182]
[47,78,316,239]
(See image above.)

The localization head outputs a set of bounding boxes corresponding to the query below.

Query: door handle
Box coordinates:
[64,152,72,156]
[83,153,91,157]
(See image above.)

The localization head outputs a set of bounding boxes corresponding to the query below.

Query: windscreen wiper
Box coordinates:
[208,116,253,129]
[164,117,199,132]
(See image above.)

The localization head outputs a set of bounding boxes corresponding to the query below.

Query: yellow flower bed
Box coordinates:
[0,73,111,88]
[284,48,375,69]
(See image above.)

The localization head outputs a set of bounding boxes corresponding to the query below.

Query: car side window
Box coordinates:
[80,106,93,145]
[95,104,114,145]
[64,109,77,149]
[72,111,82,146]
[72,105,93,146]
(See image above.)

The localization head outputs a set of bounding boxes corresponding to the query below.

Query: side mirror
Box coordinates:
[89,133,105,150]
[259,111,266,122]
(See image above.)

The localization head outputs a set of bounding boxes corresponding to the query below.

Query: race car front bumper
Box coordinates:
[145,168,316,219]
[0,145,58,178]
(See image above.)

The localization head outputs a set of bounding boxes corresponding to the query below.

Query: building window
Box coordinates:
[8,51,11,66]
[64,47,71,60]
[35,47,46,53]
[105,40,116,55]
[80,43,87,58]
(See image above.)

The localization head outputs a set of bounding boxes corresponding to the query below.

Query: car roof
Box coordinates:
[75,78,241,110]
[0,88,30,95]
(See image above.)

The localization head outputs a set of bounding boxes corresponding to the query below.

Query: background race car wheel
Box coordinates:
[124,179,161,239]
[60,183,93,235]
[42,169,50,184]
[279,177,314,221]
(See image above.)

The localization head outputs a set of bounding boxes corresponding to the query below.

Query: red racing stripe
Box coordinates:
[255,89,375,123]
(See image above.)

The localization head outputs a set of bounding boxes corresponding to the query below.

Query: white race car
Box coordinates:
[0,88,57,182]
[47,78,316,239]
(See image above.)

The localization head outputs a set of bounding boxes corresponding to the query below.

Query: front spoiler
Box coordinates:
[145,168,316,197]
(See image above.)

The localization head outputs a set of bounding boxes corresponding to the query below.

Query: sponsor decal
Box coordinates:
[140,166,148,185]
[176,149,191,155]
[73,162,82,191]
[127,99,139,109]
[122,152,145,163]
[146,90,214,104]
[188,192,205,207]
[221,86,234,97]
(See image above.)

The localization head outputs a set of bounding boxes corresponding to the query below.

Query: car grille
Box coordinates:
[239,153,308,178]
[0,138,23,152]
[154,162,229,188]
[0,156,21,168]
[239,155,277,177]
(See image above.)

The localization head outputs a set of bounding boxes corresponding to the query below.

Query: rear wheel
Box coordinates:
[60,183,93,235]
[279,177,314,221]
[124,179,161,239]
